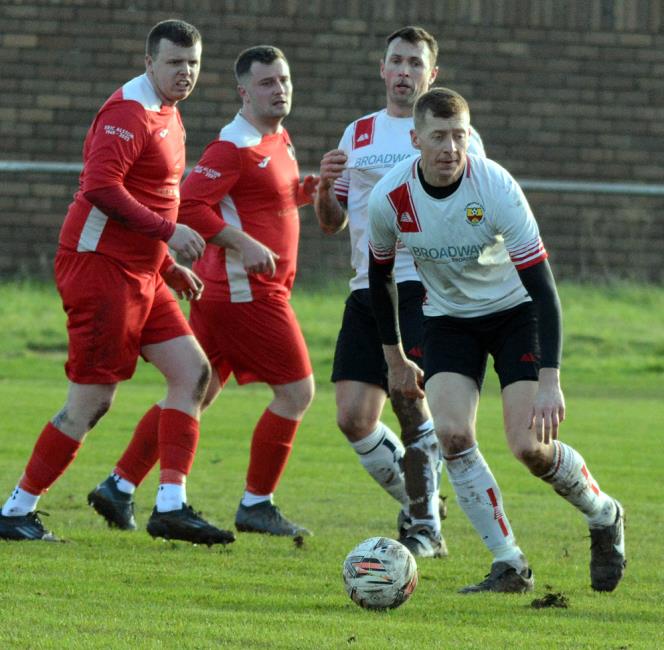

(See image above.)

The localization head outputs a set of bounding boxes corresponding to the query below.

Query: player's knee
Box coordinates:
[272,377,315,419]
[436,422,474,456]
[514,443,551,475]
[87,400,112,430]
[336,411,377,442]
[293,379,315,413]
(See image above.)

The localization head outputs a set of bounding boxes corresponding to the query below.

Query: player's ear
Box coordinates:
[379,59,386,80]
[429,65,439,86]
[410,128,421,150]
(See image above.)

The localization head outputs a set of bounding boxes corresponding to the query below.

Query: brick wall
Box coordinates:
[2,0,664,282]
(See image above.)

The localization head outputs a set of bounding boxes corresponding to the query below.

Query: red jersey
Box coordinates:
[179,113,303,302]
[59,73,186,273]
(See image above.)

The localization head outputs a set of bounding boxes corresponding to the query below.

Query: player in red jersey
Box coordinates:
[0,20,234,546]
[89,45,319,537]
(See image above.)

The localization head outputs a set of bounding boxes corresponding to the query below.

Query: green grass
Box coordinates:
[0,281,663,649]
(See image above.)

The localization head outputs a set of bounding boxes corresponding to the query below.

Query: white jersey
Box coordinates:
[334,109,486,291]
[368,154,548,318]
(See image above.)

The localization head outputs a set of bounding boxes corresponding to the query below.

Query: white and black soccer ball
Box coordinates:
[342,536,418,610]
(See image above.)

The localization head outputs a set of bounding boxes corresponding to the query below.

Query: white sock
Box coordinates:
[111,472,135,495]
[445,445,526,569]
[404,424,441,536]
[351,422,407,505]
[2,486,40,517]
[540,441,616,528]
[156,483,186,513]
[241,491,272,507]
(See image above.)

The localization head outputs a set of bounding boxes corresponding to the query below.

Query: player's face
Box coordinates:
[239,58,292,125]
[146,39,202,106]
[381,38,438,116]
[411,110,470,187]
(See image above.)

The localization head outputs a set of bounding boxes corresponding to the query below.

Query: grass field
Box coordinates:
[0,281,662,649]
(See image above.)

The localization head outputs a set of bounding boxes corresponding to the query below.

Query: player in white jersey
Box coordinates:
[316,26,485,558]
[368,87,625,593]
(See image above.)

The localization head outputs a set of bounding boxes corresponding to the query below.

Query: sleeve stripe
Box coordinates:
[514,252,549,270]
[509,236,548,269]
[511,245,546,264]
[333,178,349,201]
[509,237,546,261]
[368,241,395,262]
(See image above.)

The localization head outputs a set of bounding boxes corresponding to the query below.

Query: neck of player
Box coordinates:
[418,161,464,190]
[240,107,282,135]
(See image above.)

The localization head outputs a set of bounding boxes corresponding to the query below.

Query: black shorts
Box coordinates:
[331,281,425,391]
[423,301,540,390]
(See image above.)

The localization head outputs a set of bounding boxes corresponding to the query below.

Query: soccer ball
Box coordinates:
[342,537,418,610]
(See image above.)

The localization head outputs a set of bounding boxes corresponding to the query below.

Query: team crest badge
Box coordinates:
[465,202,485,226]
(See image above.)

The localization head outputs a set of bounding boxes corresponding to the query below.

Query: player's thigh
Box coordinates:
[502,380,547,458]
[425,372,479,454]
[422,315,488,389]
[422,315,485,452]
[55,251,150,383]
[490,302,540,390]
[331,291,388,390]
[335,380,388,439]
[190,296,312,386]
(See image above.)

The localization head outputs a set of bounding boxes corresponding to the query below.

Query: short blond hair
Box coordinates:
[414,87,469,129]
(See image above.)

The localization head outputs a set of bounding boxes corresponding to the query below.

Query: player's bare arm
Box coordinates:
[314,149,348,234]
[161,262,204,301]
[209,225,279,277]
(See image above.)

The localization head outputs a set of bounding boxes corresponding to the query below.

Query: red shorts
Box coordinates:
[189,294,312,386]
[55,251,192,384]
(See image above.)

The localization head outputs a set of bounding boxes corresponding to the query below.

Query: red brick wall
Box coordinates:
[2,0,664,282]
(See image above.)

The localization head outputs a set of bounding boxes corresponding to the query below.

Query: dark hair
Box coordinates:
[385,26,439,67]
[146,19,201,57]
[414,87,469,128]
[234,45,287,82]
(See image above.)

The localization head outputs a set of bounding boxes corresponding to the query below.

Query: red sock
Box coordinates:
[115,404,161,486]
[246,409,299,495]
[158,409,199,485]
[19,423,81,495]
